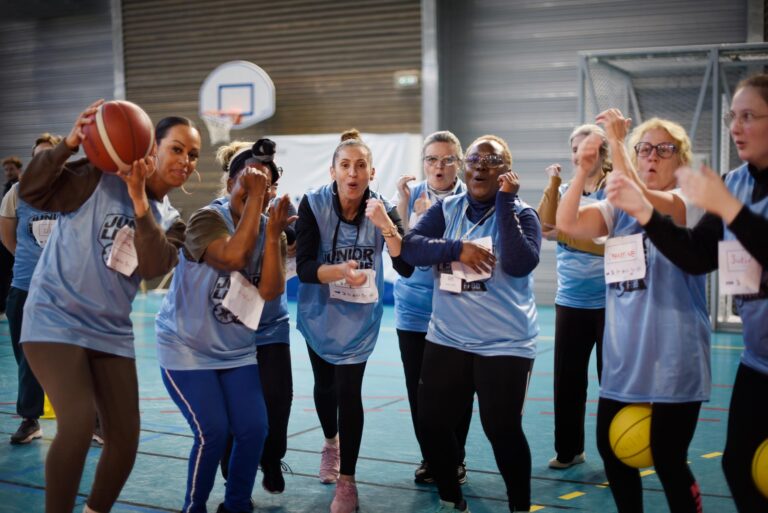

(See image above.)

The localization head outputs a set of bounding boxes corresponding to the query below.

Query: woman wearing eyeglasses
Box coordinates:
[402,135,541,513]
[295,129,414,513]
[605,74,768,512]
[557,113,711,513]
[537,124,611,470]
[393,131,471,485]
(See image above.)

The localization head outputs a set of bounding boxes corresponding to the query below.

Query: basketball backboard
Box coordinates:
[199,60,275,130]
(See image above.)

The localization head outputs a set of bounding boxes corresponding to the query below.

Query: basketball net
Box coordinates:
[202,110,242,145]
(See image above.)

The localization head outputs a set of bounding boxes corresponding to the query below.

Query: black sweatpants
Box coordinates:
[418,341,533,512]
[596,398,702,513]
[307,343,367,476]
[722,363,768,512]
[221,342,293,479]
[397,329,472,464]
[553,304,604,461]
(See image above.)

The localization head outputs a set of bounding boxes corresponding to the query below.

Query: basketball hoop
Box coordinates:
[202,110,243,145]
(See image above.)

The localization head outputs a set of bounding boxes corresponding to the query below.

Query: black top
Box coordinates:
[295,185,413,284]
[643,164,768,273]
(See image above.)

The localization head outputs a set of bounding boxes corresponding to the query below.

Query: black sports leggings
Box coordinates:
[553,305,604,461]
[418,341,533,512]
[221,342,293,479]
[596,398,702,513]
[23,343,140,513]
[307,343,367,476]
[397,329,472,464]
[722,363,768,512]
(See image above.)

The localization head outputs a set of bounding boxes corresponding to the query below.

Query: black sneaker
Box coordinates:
[262,460,291,494]
[457,461,468,485]
[414,460,434,484]
[10,418,42,444]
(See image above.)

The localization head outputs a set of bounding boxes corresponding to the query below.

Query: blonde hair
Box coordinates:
[627,118,693,168]
[569,124,612,175]
[215,140,252,196]
[332,128,372,167]
[466,134,513,167]
[33,133,62,154]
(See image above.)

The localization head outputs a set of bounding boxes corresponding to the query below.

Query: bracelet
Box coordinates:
[381,224,398,238]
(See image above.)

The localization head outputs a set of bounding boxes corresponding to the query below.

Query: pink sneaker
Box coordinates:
[330,479,358,513]
[320,442,340,484]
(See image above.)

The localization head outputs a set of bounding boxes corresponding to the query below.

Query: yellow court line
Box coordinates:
[702,452,723,459]
[559,491,585,500]
[640,469,656,477]
[596,481,609,488]
[712,344,743,350]
[530,506,545,512]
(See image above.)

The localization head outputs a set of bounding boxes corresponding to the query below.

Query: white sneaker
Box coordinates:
[436,499,470,512]
[548,452,585,469]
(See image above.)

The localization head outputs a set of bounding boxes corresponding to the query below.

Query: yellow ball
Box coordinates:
[609,403,654,469]
[753,438,768,499]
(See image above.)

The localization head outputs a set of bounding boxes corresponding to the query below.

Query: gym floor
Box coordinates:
[0,293,742,512]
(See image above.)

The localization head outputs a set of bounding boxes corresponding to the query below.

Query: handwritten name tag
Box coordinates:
[222,271,265,330]
[329,268,378,304]
[718,239,761,295]
[604,233,646,284]
[106,226,138,277]
[31,219,56,247]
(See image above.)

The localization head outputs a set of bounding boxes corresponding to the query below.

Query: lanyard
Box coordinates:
[453,200,495,240]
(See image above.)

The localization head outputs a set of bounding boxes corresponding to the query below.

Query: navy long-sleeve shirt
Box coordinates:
[401,191,541,277]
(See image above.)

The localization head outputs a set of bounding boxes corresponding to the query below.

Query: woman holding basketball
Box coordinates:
[557,113,710,513]
[607,74,768,512]
[19,100,201,513]
[295,129,413,513]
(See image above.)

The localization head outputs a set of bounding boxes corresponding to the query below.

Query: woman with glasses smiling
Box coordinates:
[402,135,541,513]
[557,114,711,513]
[393,131,471,486]
[606,74,768,512]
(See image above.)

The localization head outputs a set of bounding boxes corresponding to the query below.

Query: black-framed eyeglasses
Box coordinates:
[464,154,506,169]
[423,155,459,168]
[633,142,678,159]
[723,111,768,126]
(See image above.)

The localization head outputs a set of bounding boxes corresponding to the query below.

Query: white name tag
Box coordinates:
[451,235,493,283]
[285,257,297,281]
[222,271,266,330]
[31,219,56,247]
[439,273,463,293]
[718,239,762,295]
[106,225,138,277]
[604,233,646,284]
[329,268,378,304]
[408,211,423,229]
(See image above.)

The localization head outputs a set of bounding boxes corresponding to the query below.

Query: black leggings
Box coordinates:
[596,398,702,513]
[722,363,768,512]
[418,341,532,512]
[397,329,472,464]
[221,342,293,478]
[307,343,367,476]
[553,305,604,460]
[23,343,140,513]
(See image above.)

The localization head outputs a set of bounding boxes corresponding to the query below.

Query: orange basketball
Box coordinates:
[82,100,154,173]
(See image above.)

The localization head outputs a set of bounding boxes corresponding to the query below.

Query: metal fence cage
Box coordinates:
[578,42,768,332]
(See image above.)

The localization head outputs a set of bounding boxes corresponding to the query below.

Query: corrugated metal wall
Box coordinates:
[436,0,748,304]
[121,0,422,218]
[0,1,115,186]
